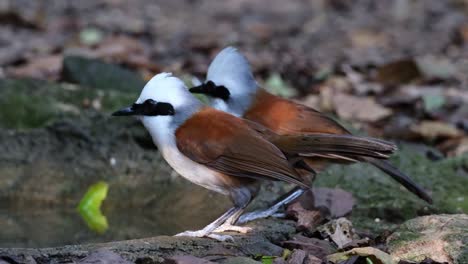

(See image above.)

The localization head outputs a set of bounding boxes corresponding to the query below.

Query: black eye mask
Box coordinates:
[189,81,230,101]
[131,99,175,116]
[112,99,175,116]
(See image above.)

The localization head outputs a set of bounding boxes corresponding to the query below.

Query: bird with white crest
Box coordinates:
[113,72,319,241]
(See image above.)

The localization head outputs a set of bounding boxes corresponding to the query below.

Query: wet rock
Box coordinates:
[273,258,287,264]
[287,249,306,264]
[238,240,284,257]
[163,255,215,264]
[62,56,145,92]
[0,218,296,263]
[0,255,37,264]
[77,249,132,264]
[221,257,260,264]
[387,214,468,264]
[304,255,322,264]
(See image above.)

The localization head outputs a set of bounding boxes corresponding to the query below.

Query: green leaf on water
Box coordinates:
[78,181,109,234]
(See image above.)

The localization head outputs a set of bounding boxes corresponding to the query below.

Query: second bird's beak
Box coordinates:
[189,85,205,94]
[112,106,136,116]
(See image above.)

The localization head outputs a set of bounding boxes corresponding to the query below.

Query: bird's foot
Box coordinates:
[175,230,234,242]
[213,224,252,234]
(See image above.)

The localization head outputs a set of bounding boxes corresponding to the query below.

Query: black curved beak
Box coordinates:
[112,106,135,116]
[189,85,205,94]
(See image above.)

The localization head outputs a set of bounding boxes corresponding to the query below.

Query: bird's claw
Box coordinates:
[175,230,234,242]
[214,224,252,234]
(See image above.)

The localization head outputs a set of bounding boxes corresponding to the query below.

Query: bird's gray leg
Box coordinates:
[212,187,253,234]
[176,187,253,241]
[237,187,305,224]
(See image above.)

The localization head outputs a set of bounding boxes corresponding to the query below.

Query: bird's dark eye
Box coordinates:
[144,99,156,105]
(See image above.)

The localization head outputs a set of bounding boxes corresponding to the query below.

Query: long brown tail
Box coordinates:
[272,133,432,203]
[274,134,397,159]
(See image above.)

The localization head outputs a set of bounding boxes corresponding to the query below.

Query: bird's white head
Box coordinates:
[113,73,201,146]
[137,73,195,109]
[190,47,258,117]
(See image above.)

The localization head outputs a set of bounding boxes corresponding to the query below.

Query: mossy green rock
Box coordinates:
[0,78,135,129]
[314,145,468,233]
[387,214,468,264]
[62,56,145,92]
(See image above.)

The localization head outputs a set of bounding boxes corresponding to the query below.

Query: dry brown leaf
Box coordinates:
[342,65,384,95]
[317,218,358,249]
[332,93,392,122]
[349,30,389,49]
[319,86,335,112]
[64,35,159,72]
[327,247,394,264]
[376,59,421,86]
[7,55,63,80]
[439,137,468,157]
[318,76,352,112]
[410,121,463,140]
[283,234,335,261]
[94,36,145,60]
[286,202,324,232]
[453,138,468,156]
[460,23,468,43]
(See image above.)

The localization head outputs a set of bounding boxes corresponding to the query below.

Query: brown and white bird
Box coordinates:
[189,47,432,222]
[112,73,329,241]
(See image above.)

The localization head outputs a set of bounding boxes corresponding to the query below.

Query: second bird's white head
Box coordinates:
[190,47,259,117]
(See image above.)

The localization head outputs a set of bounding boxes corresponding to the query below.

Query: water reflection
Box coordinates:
[0,182,230,248]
